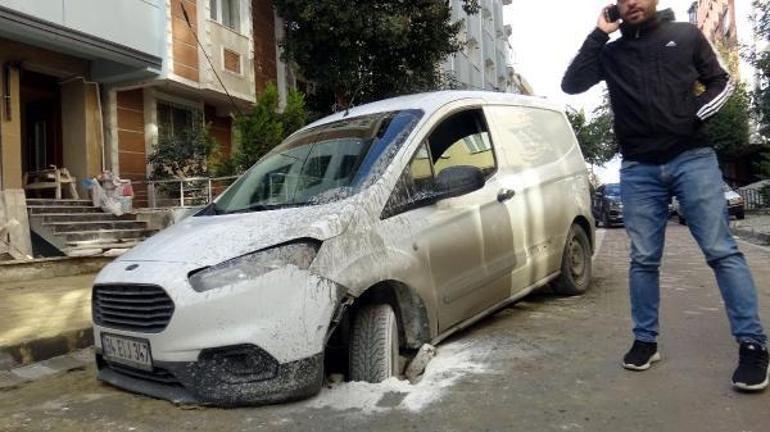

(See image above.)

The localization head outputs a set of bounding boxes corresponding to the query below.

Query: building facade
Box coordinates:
[0,0,165,195]
[689,0,738,48]
[0,0,288,206]
[443,0,530,95]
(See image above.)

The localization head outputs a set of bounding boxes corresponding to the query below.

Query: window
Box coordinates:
[429,109,496,179]
[383,109,496,216]
[223,48,241,74]
[722,10,731,38]
[157,102,198,139]
[210,0,240,32]
[485,106,575,170]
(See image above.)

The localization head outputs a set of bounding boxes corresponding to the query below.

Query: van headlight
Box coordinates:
[188,241,321,293]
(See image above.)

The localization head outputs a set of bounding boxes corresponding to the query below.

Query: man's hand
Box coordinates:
[597,5,621,34]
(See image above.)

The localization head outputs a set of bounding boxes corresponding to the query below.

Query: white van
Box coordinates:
[92,91,595,405]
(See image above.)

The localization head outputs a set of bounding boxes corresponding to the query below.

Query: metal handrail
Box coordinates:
[130,175,240,209]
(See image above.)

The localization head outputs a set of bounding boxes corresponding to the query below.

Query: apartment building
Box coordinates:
[0,0,164,197]
[443,0,530,94]
[109,0,263,203]
[0,0,287,201]
[689,0,738,48]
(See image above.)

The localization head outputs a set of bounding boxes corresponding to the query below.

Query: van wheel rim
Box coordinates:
[569,238,586,280]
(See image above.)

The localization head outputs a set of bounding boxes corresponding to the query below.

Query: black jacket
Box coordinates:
[562,9,733,163]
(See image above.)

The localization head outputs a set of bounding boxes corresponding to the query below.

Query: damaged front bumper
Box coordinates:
[92,260,344,406]
[96,348,324,406]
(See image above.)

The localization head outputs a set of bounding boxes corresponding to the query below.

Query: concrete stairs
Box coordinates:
[27,199,158,256]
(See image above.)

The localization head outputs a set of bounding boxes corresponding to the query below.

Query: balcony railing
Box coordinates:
[131,176,240,209]
[739,188,769,210]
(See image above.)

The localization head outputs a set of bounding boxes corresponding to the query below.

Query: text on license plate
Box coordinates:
[101,333,153,371]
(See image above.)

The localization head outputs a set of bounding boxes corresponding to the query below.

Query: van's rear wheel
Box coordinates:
[552,224,592,296]
[349,304,400,382]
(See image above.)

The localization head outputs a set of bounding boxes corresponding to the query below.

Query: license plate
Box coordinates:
[101,333,153,371]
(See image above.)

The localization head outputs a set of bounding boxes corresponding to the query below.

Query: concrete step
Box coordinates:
[28,205,102,215]
[59,229,157,243]
[26,199,94,207]
[30,213,136,224]
[43,220,148,233]
[66,240,141,252]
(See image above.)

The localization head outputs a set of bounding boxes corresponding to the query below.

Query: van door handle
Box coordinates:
[497,188,516,202]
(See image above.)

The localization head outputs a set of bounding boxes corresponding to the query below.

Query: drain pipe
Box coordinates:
[1,61,21,191]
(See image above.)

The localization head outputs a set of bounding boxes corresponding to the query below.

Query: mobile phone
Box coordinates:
[605,5,621,23]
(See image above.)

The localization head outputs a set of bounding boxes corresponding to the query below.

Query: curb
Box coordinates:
[0,256,113,283]
[0,327,93,371]
[0,347,94,391]
[732,227,770,246]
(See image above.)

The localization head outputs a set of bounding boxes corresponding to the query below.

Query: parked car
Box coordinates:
[672,180,744,225]
[91,91,595,406]
[592,183,623,227]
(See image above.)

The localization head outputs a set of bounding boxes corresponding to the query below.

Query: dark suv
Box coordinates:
[592,183,623,227]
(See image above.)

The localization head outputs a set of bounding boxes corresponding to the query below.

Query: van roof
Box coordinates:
[305,90,563,129]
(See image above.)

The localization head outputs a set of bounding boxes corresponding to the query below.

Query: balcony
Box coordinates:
[0,0,163,81]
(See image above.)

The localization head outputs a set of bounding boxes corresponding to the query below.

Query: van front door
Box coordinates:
[405,109,516,332]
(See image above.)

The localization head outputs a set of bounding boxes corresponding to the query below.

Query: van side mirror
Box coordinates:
[434,165,486,201]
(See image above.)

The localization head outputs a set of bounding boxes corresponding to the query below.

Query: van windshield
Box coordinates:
[212,110,422,214]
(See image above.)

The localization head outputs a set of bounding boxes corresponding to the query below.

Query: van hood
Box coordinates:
[117,200,358,267]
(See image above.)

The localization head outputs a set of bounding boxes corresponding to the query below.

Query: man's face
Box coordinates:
[617,0,658,25]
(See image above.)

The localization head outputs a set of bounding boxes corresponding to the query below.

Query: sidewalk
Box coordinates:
[732,211,770,245]
[0,274,95,369]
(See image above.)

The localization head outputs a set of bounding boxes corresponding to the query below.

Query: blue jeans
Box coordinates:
[620,147,766,346]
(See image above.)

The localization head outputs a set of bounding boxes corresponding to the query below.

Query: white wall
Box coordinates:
[0,0,164,58]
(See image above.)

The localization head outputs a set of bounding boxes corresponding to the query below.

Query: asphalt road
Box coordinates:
[2,223,770,432]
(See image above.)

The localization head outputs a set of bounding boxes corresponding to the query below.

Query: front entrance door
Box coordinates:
[20,70,62,174]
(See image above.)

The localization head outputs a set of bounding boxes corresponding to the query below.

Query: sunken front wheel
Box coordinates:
[349,304,400,383]
[552,224,592,296]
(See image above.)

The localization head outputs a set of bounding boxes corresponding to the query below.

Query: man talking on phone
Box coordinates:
[562,0,768,391]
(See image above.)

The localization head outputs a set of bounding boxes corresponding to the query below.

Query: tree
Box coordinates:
[746,0,770,179]
[148,120,217,180]
[566,95,618,166]
[230,83,308,172]
[748,0,770,138]
[704,82,751,159]
[702,42,751,160]
[273,0,480,114]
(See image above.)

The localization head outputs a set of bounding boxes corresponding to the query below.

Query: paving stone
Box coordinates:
[11,363,56,380]
[0,371,27,390]
[40,354,88,373]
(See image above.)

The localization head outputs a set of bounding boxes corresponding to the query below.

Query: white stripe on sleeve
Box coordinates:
[697,80,735,120]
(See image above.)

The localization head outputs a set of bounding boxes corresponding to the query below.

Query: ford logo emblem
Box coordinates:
[125,264,139,271]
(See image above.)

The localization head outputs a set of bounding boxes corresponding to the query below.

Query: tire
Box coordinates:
[349,304,400,383]
[552,224,592,296]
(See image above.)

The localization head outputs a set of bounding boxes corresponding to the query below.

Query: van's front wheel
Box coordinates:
[349,304,400,383]
[552,224,592,296]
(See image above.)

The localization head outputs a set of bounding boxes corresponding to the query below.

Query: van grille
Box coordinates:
[93,284,174,333]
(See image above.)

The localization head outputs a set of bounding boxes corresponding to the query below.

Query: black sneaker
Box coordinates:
[732,342,769,392]
[622,340,661,371]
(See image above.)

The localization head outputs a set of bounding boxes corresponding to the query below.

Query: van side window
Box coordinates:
[382,109,496,218]
[486,106,575,171]
[429,109,496,179]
